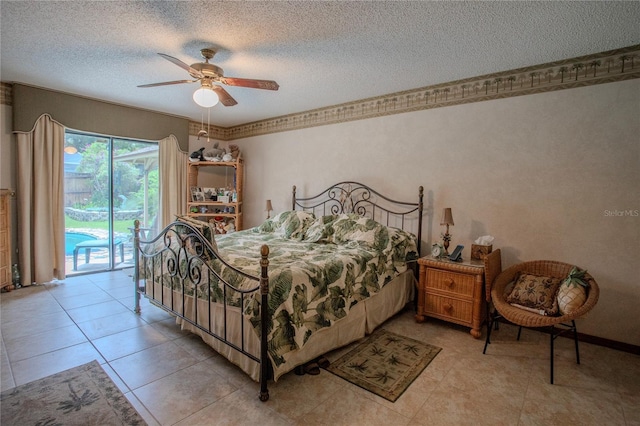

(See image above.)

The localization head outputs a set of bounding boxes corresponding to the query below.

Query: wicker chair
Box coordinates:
[483,259,600,384]
[483,249,503,318]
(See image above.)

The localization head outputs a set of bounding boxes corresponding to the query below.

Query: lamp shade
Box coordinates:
[265,199,273,212]
[440,208,454,226]
[193,87,219,108]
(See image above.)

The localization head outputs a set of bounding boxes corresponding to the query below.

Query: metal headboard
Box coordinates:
[292,181,424,256]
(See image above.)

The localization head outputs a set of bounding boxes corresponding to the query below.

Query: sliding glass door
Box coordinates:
[64,131,158,275]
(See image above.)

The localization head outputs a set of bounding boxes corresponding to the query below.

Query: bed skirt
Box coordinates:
[166,270,415,381]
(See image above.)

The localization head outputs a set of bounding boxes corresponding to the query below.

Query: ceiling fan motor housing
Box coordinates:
[190,62,224,79]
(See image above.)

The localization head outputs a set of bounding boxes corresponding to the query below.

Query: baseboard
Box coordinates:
[426,315,640,355]
[528,324,639,356]
[573,331,640,356]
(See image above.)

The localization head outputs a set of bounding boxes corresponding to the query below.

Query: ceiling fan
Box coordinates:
[137,48,279,107]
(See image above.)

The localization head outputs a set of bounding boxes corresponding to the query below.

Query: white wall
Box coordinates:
[233,80,640,346]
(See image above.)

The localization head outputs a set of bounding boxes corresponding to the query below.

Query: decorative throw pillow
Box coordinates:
[505,272,562,316]
[557,267,590,315]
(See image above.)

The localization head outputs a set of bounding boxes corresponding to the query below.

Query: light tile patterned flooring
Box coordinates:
[1,269,639,425]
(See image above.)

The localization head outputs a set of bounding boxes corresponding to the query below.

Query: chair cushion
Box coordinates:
[505,272,562,316]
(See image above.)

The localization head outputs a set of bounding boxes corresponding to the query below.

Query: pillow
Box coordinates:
[176,215,218,253]
[331,215,385,248]
[270,210,316,240]
[505,272,562,316]
[303,215,338,243]
[557,285,587,315]
[256,218,276,233]
[385,226,419,263]
[255,212,288,235]
[557,267,589,315]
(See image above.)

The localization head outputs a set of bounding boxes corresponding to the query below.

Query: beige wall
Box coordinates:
[0,104,17,266]
[12,85,190,148]
[232,80,640,346]
[5,79,639,346]
[0,104,14,189]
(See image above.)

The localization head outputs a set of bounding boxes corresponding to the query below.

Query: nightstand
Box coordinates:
[415,255,486,338]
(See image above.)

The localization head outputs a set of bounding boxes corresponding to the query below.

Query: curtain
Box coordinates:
[15,114,65,285]
[158,134,187,228]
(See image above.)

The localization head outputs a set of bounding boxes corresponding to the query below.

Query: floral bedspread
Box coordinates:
[140,211,418,368]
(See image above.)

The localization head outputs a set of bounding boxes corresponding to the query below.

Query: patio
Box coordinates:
[65,228,135,275]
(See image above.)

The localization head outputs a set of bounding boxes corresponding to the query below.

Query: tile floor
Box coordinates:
[1,269,639,425]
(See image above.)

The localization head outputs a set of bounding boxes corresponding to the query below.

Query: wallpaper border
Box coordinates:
[0,82,12,106]
[207,44,639,141]
[3,45,639,141]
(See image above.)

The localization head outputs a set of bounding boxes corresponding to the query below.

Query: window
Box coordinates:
[64,130,159,274]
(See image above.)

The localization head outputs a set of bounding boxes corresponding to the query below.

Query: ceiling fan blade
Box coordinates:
[212,85,238,107]
[137,79,198,88]
[158,53,204,79]
[219,77,279,91]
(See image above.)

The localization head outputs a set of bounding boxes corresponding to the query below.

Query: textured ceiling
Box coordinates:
[1,1,639,128]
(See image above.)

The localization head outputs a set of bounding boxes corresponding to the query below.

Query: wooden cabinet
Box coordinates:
[0,190,12,291]
[186,159,244,232]
[415,256,485,338]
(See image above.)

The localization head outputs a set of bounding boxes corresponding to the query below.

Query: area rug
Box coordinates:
[325,329,441,402]
[1,360,147,426]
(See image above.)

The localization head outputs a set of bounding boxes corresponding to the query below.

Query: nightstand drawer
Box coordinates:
[425,294,473,323]
[426,268,475,297]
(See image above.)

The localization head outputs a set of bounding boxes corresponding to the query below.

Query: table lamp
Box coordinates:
[265,199,273,219]
[440,208,454,255]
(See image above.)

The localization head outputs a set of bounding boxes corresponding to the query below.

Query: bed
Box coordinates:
[133,181,424,401]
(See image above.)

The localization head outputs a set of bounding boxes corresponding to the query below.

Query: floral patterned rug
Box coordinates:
[1,360,146,425]
[325,329,441,402]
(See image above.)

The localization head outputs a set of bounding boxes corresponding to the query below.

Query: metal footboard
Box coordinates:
[133,219,271,401]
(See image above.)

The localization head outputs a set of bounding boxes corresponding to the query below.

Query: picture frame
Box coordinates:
[191,186,205,202]
[203,187,217,200]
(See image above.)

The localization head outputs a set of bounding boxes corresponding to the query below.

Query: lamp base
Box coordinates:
[443,230,451,255]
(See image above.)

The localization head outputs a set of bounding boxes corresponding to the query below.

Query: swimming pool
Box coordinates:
[65,232,97,255]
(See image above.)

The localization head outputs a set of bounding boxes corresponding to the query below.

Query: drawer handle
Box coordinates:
[444,278,454,287]
[443,303,453,312]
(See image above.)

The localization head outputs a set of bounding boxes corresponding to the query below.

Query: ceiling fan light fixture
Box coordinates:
[193,87,219,108]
